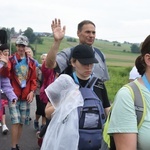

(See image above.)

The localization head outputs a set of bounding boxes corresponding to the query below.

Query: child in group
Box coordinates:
[0,91,9,134]
[0,38,18,135]
[34,53,51,131]
[36,54,57,147]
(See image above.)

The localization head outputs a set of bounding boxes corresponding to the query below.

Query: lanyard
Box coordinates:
[142,74,150,91]
[72,72,92,87]
[73,72,80,84]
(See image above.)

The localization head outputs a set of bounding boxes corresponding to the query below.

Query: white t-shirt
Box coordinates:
[129,66,141,80]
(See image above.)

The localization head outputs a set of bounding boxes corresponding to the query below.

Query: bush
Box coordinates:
[105,66,132,102]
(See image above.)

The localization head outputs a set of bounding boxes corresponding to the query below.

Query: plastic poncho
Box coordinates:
[41,74,84,150]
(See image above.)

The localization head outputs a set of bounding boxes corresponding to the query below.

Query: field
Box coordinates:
[31,36,140,101]
[33,37,139,66]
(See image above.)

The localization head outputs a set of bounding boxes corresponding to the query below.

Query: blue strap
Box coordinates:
[14,55,18,64]
[73,72,97,89]
[73,72,79,84]
[73,72,93,86]
[142,74,150,91]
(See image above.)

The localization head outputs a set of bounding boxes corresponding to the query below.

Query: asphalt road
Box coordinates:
[0,98,41,150]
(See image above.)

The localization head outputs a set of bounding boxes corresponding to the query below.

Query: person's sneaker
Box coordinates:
[16,144,20,150]
[34,120,39,131]
[40,124,44,130]
[2,124,9,134]
[36,131,43,147]
[38,137,43,147]
[11,148,17,150]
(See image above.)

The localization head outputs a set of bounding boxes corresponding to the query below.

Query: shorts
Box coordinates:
[8,100,30,125]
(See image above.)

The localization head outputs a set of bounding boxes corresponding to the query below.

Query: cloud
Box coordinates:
[1,0,150,43]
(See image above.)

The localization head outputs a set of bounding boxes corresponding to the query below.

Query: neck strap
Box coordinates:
[73,72,97,88]
[142,74,150,91]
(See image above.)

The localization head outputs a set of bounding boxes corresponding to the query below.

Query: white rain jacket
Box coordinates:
[41,74,83,150]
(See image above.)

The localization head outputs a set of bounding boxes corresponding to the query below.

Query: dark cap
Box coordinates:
[0,43,9,51]
[72,44,98,65]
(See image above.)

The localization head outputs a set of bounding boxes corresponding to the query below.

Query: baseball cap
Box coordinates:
[72,44,98,65]
[16,35,29,46]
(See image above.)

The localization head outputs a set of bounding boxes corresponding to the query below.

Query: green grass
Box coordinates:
[32,37,139,66]
[105,66,131,101]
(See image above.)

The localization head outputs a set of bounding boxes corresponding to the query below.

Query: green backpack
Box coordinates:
[100,81,147,150]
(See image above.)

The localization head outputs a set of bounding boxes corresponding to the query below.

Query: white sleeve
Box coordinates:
[129,66,141,80]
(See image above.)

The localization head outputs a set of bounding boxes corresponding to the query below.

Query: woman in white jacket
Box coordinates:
[41,74,83,150]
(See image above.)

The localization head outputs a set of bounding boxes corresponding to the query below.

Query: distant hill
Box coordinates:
[31,36,139,67]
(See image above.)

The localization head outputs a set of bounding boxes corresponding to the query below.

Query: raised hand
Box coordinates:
[51,18,66,41]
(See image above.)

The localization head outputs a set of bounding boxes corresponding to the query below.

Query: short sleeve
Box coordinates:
[108,87,138,134]
[56,48,71,73]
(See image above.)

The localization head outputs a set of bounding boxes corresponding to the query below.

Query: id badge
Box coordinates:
[21,80,26,88]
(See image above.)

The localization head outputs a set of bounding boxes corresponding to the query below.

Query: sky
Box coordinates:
[1,0,150,43]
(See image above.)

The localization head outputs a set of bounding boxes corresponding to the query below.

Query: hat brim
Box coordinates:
[78,58,98,65]
[16,42,28,46]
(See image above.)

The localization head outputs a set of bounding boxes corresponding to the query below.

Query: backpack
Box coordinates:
[100,81,146,150]
[62,47,104,75]
[73,72,106,150]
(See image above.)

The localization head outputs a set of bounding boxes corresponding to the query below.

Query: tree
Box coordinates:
[36,36,43,44]
[23,27,43,44]
[24,27,36,44]
[66,37,77,42]
[131,44,140,53]
[117,43,121,47]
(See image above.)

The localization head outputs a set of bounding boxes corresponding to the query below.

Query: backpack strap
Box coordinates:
[94,47,105,62]
[124,81,146,129]
[86,76,97,88]
[102,81,146,150]
[73,72,97,89]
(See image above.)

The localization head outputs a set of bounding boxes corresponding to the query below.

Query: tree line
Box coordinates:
[1,27,140,54]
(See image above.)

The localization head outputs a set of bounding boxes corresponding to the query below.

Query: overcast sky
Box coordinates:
[1,0,150,43]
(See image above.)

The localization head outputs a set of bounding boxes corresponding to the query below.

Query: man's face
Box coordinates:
[77,24,96,46]
[16,44,26,57]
